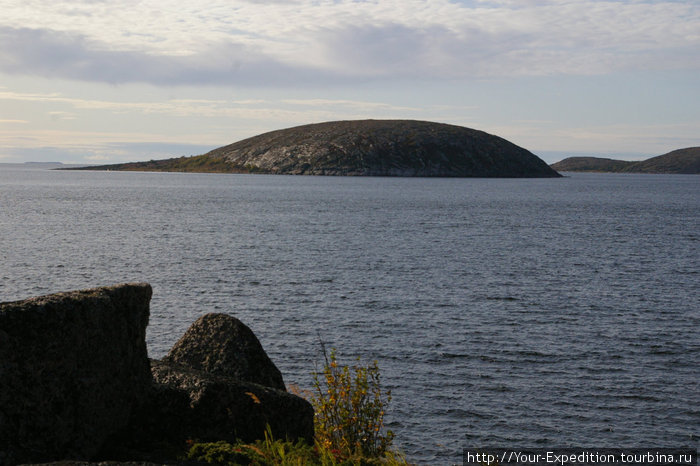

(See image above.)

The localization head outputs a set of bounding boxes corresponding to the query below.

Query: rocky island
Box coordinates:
[75,120,560,177]
[550,147,700,174]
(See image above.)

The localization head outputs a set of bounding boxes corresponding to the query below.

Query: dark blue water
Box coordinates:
[1,167,698,464]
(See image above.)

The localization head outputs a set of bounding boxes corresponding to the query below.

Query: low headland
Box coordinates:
[550,147,700,174]
[70,119,560,178]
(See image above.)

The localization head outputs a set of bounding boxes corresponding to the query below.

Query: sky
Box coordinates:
[0,0,698,165]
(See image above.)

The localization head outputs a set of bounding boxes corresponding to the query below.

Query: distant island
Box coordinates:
[550,147,700,174]
[71,120,560,178]
[0,162,89,170]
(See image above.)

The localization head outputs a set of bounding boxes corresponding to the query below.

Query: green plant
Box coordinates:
[185,435,408,466]
[184,428,328,466]
[238,428,318,465]
[185,440,246,465]
[311,347,395,460]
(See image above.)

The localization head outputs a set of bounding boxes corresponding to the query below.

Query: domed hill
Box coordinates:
[203,120,559,177]
[551,147,700,174]
[549,157,635,173]
[82,120,560,177]
[620,147,700,174]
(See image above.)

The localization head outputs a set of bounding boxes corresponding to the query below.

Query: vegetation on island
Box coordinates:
[184,348,408,465]
[71,153,247,173]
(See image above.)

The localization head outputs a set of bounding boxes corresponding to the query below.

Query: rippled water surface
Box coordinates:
[1,167,698,464]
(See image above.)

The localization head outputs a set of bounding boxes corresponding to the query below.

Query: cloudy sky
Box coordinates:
[0,0,698,164]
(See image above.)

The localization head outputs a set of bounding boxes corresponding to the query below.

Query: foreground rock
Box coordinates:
[102,361,314,460]
[149,359,313,444]
[0,284,152,465]
[73,119,561,178]
[162,313,286,391]
[107,315,313,457]
[1,288,313,465]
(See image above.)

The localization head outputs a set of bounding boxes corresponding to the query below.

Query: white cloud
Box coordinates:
[0,89,420,122]
[48,111,77,120]
[281,98,418,111]
[0,0,697,85]
[83,154,111,161]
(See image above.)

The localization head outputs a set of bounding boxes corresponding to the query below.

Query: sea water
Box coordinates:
[1,166,698,464]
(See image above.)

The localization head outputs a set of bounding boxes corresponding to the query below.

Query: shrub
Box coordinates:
[311,347,395,460]
[185,348,403,465]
